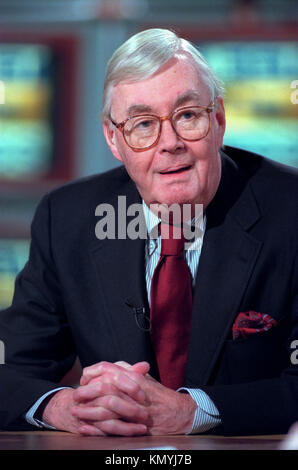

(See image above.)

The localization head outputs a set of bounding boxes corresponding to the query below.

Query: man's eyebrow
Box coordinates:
[174,91,202,108]
[127,104,153,117]
[126,91,202,117]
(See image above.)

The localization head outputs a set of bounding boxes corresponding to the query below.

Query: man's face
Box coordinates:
[103,56,226,212]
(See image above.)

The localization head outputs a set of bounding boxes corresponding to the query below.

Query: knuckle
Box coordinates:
[106,395,116,409]
[82,366,90,376]
[95,382,104,394]
[99,420,113,434]
[100,361,112,371]
[97,408,108,420]
[129,380,140,395]
[74,388,83,400]
[101,394,113,409]
[112,372,121,384]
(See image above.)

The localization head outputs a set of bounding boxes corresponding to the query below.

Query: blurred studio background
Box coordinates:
[0,0,298,309]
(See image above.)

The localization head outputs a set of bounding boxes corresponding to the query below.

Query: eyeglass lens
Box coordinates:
[123,107,210,150]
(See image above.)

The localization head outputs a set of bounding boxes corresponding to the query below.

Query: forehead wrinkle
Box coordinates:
[173,90,202,109]
[125,90,202,119]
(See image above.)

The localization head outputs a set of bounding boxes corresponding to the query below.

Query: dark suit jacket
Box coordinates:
[0,146,297,435]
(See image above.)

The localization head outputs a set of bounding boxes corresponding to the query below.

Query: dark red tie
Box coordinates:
[150,223,193,390]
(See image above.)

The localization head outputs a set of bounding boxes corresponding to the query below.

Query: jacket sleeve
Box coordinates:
[0,194,76,430]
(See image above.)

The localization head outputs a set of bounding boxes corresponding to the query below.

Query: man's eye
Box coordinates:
[180,110,197,120]
[137,120,152,128]
[133,118,156,132]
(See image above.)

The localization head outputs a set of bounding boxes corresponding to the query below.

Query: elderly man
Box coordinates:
[0,28,297,436]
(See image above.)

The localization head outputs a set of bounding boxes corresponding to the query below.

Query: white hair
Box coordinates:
[102,28,224,119]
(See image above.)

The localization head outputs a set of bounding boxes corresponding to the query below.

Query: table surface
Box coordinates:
[0,431,286,450]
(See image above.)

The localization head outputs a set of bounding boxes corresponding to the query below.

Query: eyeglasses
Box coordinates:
[110,103,214,152]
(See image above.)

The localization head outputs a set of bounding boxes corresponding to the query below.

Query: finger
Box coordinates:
[72,395,148,423]
[74,380,145,407]
[72,405,119,422]
[80,362,147,403]
[103,395,148,422]
[96,419,147,437]
[80,361,112,386]
[115,361,132,369]
[131,361,150,375]
[78,423,107,436]
[74,384,144,415]
[115,361,150,376]
[81,361,145,385]
[73,381,119,403]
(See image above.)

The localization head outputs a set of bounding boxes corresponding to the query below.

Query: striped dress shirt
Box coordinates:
[142,201,221,434]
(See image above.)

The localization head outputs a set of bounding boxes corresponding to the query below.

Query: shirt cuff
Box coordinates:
[25,387,72,429]
[178,387,221,434]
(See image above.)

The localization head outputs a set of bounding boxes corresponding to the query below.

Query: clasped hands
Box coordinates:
[42,361,196,436]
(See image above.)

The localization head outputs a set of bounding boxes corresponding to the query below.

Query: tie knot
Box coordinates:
[160,223,185,256]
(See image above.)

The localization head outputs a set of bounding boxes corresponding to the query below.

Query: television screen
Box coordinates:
[0,238,29,309]
[0,35,77,184]
[198,41,298,167]
[0,44,55,179]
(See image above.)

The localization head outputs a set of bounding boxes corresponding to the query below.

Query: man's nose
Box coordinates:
[158,119,185,153]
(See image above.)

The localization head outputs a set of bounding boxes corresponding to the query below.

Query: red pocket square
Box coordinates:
[232,311,277,340]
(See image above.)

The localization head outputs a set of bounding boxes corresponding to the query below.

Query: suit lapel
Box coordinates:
[185,151,263,387]
[90,177,159,379]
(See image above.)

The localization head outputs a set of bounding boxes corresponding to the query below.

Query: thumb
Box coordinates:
[131,361,150,375]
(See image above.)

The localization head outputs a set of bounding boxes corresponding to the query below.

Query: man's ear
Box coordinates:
[102,120,123,162]
[214,97,226,149]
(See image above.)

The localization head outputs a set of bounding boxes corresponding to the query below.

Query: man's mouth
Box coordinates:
[159,165,192,175]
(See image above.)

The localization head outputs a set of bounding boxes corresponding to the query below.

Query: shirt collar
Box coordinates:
[142,200,160,239]
[142,200,206,250]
